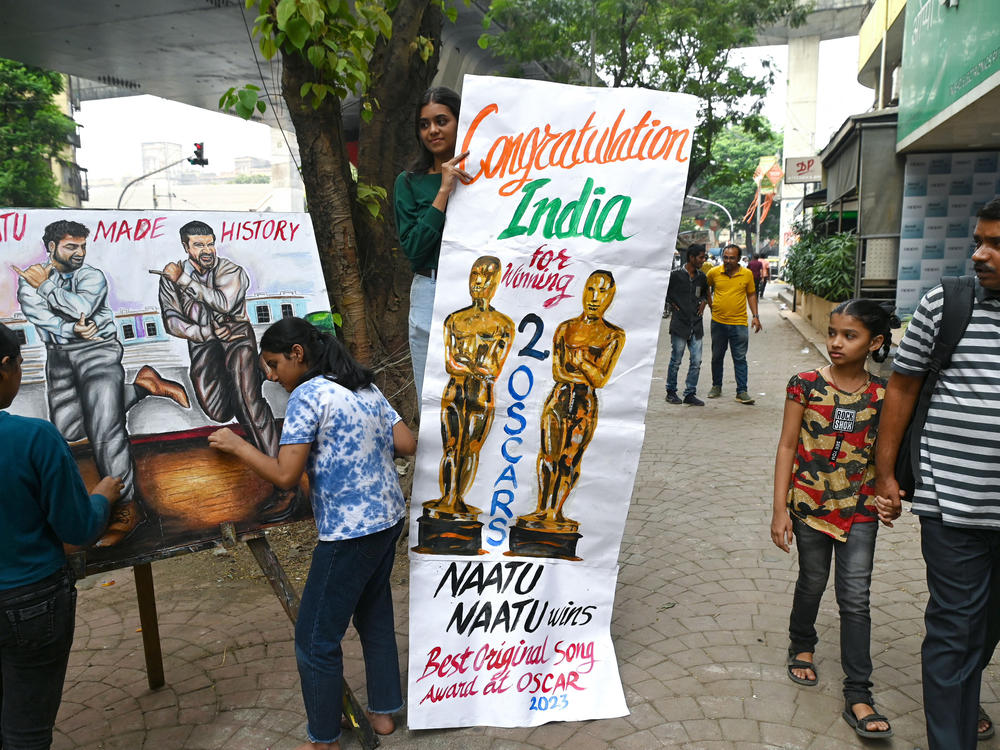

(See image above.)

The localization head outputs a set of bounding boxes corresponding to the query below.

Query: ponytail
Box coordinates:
[830,298,900,363]
[259,317,374,391]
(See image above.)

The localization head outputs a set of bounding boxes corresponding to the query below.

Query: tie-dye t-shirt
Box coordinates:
[280,376,405,541]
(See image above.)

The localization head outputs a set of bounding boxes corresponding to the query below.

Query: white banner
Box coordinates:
[407,75,697,728]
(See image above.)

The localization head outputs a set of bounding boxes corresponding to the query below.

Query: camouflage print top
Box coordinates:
[786,369,887,542]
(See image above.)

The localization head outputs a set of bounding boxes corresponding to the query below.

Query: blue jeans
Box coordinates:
[408,274,436,398]
[919,516,1000,750]
[788,517,877,705]
[296,521,404,744]
[0,567,77,750]
[666,333,703,397]
[710,320,749,393]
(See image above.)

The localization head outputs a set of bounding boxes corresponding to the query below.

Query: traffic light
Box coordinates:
[188,142,208,166]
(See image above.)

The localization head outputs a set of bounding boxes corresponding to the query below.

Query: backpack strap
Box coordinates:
[927,275,976,374]
[903,276,977,487]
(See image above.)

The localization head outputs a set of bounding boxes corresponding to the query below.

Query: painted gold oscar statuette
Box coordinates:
[414,256,515,555]
[508,270,625,561]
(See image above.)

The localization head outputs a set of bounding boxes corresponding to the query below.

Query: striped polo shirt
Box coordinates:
[893,283,1000,528]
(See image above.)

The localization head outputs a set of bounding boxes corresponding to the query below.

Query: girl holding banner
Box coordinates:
[394,86,471,397]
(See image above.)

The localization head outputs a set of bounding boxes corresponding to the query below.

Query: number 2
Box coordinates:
[517,313,550,360]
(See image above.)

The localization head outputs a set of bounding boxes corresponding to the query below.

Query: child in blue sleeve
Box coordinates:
[0,322,123,748]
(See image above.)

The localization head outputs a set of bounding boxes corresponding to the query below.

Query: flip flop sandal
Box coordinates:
[842,706,893,739]
[980,704,995,741]
[787,658,818,686]
[341,713,395,736]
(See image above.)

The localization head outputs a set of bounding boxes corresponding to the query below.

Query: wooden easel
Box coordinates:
[72,525,380,750]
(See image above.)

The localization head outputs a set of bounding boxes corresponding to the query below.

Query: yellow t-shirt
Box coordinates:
[707,266,755,325]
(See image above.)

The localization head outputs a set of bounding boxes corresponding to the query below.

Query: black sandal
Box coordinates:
[980,704,995,741]
[786,658,817,686]
[842,703,893,739]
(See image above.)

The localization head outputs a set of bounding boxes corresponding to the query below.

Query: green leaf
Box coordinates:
[299,81,312,97]
[307,44,325,69]
[256,100,267,113]
[299,0,325,26]
[285,16,311,49]
[445,6,457,22]
[276,0,297,29]
[237,87,260,113]
[477,35,489,49]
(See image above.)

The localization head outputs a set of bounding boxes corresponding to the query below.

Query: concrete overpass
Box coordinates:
[0,0,530,132]
[0,0,869,218]
[0,0,867,115]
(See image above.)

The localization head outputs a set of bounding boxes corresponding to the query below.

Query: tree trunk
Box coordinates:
[356,0,443,425]
[280,51,375,367]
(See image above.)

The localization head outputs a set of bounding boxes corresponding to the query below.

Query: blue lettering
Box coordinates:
[486,518,507,546]
[504,401,527,435]
[507,365,534,400]
[500,438,523,465]
[495,463,519,486]
[490,489,515,519]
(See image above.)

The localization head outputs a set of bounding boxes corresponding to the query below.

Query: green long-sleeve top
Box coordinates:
[394,171,445,273]
[0,411,110,590]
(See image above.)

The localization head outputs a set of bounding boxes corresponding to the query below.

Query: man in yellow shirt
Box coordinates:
[706,244,762,404]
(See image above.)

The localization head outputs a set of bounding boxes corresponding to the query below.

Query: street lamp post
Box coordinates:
[117,143,208,209]
[116,157,191,210]
[686,195,735,247]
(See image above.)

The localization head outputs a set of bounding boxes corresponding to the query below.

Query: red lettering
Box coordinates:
[114,220,132,242]
[417,646,473,682]
[221,221,235,243]
[565,671,583,691]
[418,647,444,682]
[262,219,275,239]
[151,216,166,239]
[133,218,151,241]
[94,220,116,242]
[0,212,27,242]
[289,222,301,242]
[275,220,288,240]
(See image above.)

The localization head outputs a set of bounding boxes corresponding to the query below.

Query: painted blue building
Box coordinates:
[247,292,309,326]
[115,307,171,345]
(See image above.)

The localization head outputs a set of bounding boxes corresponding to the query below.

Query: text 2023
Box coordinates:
[529,694,569,711]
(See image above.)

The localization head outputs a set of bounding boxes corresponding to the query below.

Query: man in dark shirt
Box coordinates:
[665,244,711,406]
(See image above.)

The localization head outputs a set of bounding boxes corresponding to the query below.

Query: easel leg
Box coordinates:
[133,562,165,690]
[244,534,379,750]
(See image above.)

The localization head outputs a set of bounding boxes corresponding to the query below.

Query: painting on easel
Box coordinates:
[0,209,331,573]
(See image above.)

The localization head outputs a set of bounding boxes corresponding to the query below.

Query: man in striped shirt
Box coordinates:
[874,197,1000,750]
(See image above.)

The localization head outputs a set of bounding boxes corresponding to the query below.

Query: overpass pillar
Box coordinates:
[779,35,820,260]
